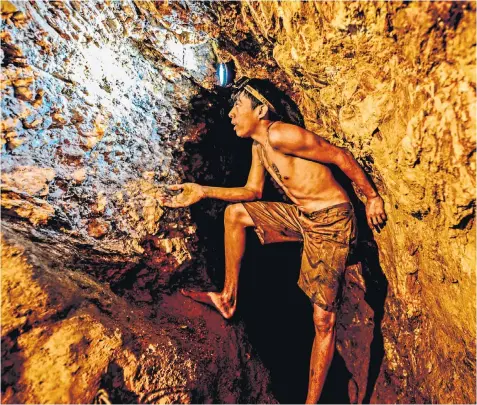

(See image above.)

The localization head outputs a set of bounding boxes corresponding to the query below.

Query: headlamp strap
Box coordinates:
[243,85,277,114]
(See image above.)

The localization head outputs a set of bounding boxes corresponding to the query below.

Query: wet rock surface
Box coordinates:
[1,1,475,404]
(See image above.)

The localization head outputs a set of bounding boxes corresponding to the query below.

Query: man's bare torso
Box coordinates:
[256,133,350,213]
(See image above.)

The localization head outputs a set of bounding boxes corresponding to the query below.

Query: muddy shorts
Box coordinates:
[242,201,357,312]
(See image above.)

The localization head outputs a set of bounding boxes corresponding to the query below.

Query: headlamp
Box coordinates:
[215,59,277,115]
[216,62,235,87]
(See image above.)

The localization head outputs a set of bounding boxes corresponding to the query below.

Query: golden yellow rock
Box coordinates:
[114,191,124,202]
[1,166,55,196]
[84,136,99,149]
[11,10,27,22]
[22,117,43,129]
[1,188,55,226]
[13,77,34,87]
[94,114,108,139]
[16,313,121,404]
[51,112,68,126]
[5,132,24,150]
[31,89,45,108]
[1,236,53,336]
[0,73,11,90]
[1,117,19,132]
[2,43,23,57]
[91,192,107,215]
[142,171,155,181]
[143,196,164,234]
[156,237,192,268]
[0,1,17,15]
[14,86,34,101]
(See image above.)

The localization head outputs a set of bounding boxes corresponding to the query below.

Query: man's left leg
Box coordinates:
[305,304,336,404]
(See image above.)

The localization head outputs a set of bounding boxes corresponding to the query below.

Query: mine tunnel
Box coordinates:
[1,1,476,404]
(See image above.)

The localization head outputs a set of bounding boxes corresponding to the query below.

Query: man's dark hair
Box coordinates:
[231,78,305,127]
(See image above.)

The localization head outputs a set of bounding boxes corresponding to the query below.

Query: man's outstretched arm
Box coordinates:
[269,122,387,229]
[159,142,265,208]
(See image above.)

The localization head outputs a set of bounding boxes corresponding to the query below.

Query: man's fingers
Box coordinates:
[163,201,183,208]
[367,213,387,232]
[374,215,384,226]
[367,214,381,230]
[167,184,184,191]
[164,197,189,208]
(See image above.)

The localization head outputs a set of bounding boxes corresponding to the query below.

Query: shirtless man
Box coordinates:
[159,78,387,403]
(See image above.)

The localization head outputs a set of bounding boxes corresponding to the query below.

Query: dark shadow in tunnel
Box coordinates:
[358,235,388,404]
[319,350,353,404]
[96,362,139,404]
[180,88,388,403]
[331,166,389,404]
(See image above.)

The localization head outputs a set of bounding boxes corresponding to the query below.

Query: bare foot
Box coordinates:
[180,290,235,319]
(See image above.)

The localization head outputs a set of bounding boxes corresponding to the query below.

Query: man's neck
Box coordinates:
[250,120,273,145]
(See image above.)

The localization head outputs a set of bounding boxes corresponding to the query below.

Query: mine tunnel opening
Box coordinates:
[179,88,388,403]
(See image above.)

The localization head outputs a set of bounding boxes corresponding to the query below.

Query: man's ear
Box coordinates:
[257,104,269,119]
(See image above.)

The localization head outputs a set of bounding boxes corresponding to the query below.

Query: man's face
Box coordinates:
[228,92,260,138]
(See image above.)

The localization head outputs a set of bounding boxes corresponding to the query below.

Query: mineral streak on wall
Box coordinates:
[1,0,476,404]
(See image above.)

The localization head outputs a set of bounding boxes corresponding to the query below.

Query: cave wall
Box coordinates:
[1,1,277,403]
[1,3,280,403]
[1,0,476,404]
[207,1,476,403]
[0,0,227,301]
[1,0,216,258]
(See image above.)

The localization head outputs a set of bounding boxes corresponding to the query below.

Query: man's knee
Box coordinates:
[312,304,336,334]
[224,203,253,227]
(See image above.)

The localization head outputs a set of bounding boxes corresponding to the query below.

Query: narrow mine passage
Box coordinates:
[1,1,475,404]
[182,104,386,403]
[182,101,316,402]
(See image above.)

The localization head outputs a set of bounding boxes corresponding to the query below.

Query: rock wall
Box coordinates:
[1,0,475,403]
[207,1,476,403]
[1,0,215,257]
[1,1,276,403]
[0,0,225,299]
[1,227,275,404]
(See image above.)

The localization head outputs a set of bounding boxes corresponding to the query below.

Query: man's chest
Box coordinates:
[260,143,295,184]
[259,142,328,188]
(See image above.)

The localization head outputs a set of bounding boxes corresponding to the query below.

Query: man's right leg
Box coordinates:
[181,203,254,319]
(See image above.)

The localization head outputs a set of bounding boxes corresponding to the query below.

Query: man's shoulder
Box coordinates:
[271,121,300,132]
[268,121,309,147]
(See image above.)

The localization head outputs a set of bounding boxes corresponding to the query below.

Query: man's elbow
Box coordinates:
[334,148,354,170]
[244,187,262,201]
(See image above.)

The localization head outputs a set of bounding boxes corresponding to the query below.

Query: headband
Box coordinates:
[243,85,277,114]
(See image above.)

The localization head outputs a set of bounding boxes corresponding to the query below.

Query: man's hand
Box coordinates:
[365,195,387,231]
[158,183,205,208]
